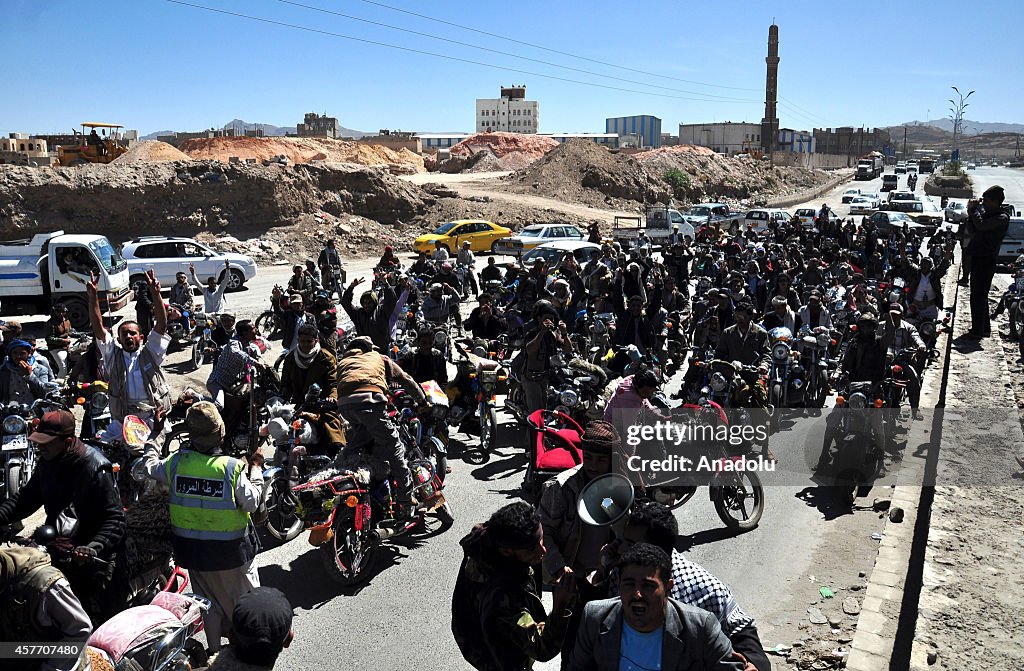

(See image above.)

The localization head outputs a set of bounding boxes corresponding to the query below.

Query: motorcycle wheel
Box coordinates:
[435,501,455,528]
[651,486,696,510]
[162,425,189,457]
[262,478,304,542]
[477,405,497,460]
[769,383,783,432]
[321,509,376,586]
[255,311,278,339]
[7,464,21,499]
[712,470,764,531]
[190,339,204,370]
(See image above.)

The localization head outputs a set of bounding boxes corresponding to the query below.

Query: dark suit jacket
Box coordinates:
[568,597,743,671]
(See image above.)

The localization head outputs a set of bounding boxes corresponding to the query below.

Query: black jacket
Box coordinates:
[843,335,887,383]
[965,206,1010,258]
[341,284,399,350]
[0,443,125,557]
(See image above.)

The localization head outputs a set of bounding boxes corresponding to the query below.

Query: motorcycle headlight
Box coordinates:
[710,372,728,393]
[921,322,936,338]
[90,392,109,411]
[559,389,579,407]
[432,403,448,419]
[816,333,831,347]
[848,392,868,409]
[772,342,791,361]
[3,415,26,434]
[593,321,607,335]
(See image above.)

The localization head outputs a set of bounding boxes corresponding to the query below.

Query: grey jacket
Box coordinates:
[568,597,743,671]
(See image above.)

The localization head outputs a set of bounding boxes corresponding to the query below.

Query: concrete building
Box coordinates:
[476,85,539,134]
[417,133,473,150]
[812,127,892,157]
[359,129,421,153]
[542,133,619,148]
[0,133,52,166]
[297,112,341,139]
[777,128,814,154]
[678,122,762,154]
[606,115,662,148]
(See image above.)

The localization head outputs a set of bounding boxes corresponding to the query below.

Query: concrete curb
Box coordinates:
[843,260,961,671]
[766,171,854,209]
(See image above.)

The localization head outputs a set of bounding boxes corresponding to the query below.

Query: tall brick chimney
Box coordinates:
[761,23,779,155]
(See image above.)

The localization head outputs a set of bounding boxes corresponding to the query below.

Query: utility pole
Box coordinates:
[903,126,907,159]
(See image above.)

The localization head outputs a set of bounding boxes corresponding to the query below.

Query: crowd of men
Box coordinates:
[0,183,1012,670]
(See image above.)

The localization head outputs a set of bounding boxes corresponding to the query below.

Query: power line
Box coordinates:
[353,0,760,93]
[777,101,825,128]
[778,96,830,125]
[165,0,762,104]
[276,0,757,102]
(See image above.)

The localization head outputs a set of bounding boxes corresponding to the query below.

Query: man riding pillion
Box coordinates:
[190,258,232,314]
[139,401,262,654]
[206,319,267,408]
[88,270,172,430]
[457,241,480,297]
[0,409,127,620]
[280,324,345,458]
[336,336,431,520]
[422,282,463,330]
[341,276,405,351]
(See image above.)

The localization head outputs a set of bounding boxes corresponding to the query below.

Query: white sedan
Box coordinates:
[849,196,879,215]
[841,188,862,204]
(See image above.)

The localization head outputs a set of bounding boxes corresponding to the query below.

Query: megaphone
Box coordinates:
[577,473,635,536]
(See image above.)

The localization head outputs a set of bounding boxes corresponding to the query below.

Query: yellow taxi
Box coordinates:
[412,220,512,254]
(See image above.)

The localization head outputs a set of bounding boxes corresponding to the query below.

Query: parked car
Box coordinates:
[121,236,257,291]
[743,208,792,233]
[997,218,1024,264]
[841,188,862,204]
[794,208,817,227]
[945,202,968,223]
[520,240,602,268]
[492,223,584,255]
[413,220,512,254]
[848,196,879,216]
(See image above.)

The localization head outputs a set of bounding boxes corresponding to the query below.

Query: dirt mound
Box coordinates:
[445,132,559,172]
[111,140,191,164]
[505,139,670,207]
[0,161,433,258]
[179,136,425,173]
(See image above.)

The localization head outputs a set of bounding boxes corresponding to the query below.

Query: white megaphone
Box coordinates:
[577,473,635,537]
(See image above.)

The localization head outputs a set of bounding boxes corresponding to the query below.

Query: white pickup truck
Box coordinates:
[611,206,695,248]
[0,231,131,328]
[678,202,745,231]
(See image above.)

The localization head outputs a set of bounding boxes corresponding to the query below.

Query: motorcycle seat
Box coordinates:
[89,605,179,661]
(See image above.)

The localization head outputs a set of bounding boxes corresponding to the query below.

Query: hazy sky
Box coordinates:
[2,0,1021,136]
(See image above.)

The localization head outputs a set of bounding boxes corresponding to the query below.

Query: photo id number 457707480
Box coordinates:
[0,642,84,659]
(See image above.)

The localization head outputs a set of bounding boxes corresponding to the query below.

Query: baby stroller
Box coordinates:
[523,409,584,500]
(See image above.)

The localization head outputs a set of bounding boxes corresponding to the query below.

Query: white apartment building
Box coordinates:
[476,85,539,134]
[678,122,762,154]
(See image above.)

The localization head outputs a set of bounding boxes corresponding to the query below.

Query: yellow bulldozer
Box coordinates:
[56,122,129,166]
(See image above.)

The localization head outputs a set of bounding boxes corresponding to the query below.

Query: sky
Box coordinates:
[2,0,1022,137]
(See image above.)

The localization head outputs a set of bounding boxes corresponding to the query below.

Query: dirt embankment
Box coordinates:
[432,132,561,173]
[111,140,191,164]
[499,140,835,209]
[179,136,426,174]
[0,161,432,258]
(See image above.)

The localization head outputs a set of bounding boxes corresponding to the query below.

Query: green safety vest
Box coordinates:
[165,450,249,541]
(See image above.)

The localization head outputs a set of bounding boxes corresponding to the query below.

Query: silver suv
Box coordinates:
[120,236,257,290]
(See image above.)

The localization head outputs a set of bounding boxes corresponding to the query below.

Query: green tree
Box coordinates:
[663,168,691,198]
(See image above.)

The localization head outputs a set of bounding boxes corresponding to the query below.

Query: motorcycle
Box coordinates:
[643,399,765,530]
[795,325,834,408]
[84,566,210,671]
[190,313,220,370]
[1,402,39,503]
[64,380,112,439]
[820,381,888,505]
[38,331,92,381]
[165,303,198,352]
[766,327,805,421]
[255,285,287,340]
[323,265,347,301]
[394,381,450,481]
[86,415,158,510]
[448,342,504,464]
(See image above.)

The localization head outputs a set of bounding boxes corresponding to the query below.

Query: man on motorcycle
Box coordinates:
[453,501,577,671]
[317,239,343,287]
[279,292,315,353]
[879,304,925,421]
[761,295,796,333]
[211,313,237,348]
[815,313,889,471]
[281,325,345,458]
[436,261,465,297]
[714,302,772,455]
[410,251,435,278]
[190,259,232,314]
[45,304,73,377]
[521,301,574,415]
[0,543,93,671]
[0,409,127,620]
[169,271,195,311]
[207,319,267,409]
[465,293,506,342]
[336,337,430,520]
[905,257,944,321]
[480,256,503,283]
[613,296,657,356]
[138,402,262,655]
[341,276,405,351]
[376,245,402,272]
[399,326,449,385]
[287,265,315,305]
[796,291,832,332]
[604,368,665,440]
[0,340,56,405]
[311,291,340,355]
[457,241,480,298]
[422,282,463,330]
[304,259,323,292]
[432,239,450,262]
[88,270,172,428]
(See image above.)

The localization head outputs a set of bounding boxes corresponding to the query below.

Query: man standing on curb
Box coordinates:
[962,185,1010,340]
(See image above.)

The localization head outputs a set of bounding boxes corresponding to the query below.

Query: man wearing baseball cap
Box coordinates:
[206,587,294,670]
[138,401,262,653]
[0,409,126,616]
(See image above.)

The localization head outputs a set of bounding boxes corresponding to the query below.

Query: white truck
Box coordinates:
[612,206,695,248]
[0,231,131,328]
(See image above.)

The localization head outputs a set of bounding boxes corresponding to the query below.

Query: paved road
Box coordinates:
[13,168,995,669]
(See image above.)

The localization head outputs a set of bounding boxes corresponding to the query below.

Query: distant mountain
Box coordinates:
[141,118,370,141]
[897,119,1024,134]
